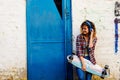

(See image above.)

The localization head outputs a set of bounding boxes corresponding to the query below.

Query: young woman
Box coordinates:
[76,20,97,80]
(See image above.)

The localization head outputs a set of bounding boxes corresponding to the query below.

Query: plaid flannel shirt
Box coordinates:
[76,34,97,65]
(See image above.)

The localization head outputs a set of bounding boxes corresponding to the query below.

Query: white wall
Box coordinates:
[0,0,26,79]
[1,0,120,79]
[72,0,120,79]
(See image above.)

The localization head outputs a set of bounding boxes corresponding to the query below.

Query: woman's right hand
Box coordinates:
[82,64,86,71]
[80,56,86,71]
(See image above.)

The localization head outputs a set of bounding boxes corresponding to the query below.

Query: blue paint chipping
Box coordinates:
[114,18,119,54]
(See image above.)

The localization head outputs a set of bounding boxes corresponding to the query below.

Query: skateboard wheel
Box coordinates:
[69,55,73,60]
[105,65,109,69]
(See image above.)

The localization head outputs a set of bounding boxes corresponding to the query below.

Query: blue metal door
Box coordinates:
[26,0,72,80]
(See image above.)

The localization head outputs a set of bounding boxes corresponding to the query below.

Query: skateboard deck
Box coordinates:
[67,55,110,79]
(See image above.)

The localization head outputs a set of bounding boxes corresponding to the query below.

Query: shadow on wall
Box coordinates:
[0,67,27,80]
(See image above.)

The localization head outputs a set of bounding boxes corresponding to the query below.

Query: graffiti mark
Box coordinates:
[114,1,120,54]
[115,1,120,16]
[114,18,119,54]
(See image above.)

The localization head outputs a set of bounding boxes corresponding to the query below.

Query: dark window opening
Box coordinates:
[54,0,62,18]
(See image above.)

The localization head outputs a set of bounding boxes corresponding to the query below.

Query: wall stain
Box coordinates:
[0,67,27,80]
[92,75,116,80]
[73,64,116,80]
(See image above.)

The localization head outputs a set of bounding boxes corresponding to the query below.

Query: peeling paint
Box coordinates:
[16,26,18,29]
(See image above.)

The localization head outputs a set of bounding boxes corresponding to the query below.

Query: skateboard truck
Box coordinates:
[101,65,109,79]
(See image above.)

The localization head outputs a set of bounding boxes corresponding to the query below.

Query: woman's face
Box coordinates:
[81,25,89,35]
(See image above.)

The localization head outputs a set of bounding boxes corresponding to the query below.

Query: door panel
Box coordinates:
[26,0,72,80]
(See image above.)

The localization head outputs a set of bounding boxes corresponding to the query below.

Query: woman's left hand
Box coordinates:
[90,29,94,36]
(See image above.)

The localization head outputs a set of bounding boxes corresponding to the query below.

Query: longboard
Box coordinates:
[67,55,110,79]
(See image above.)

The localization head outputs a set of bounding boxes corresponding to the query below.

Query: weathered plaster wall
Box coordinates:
[1,0,120,80]
[0,0,26,80]
[72,0,120,80]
